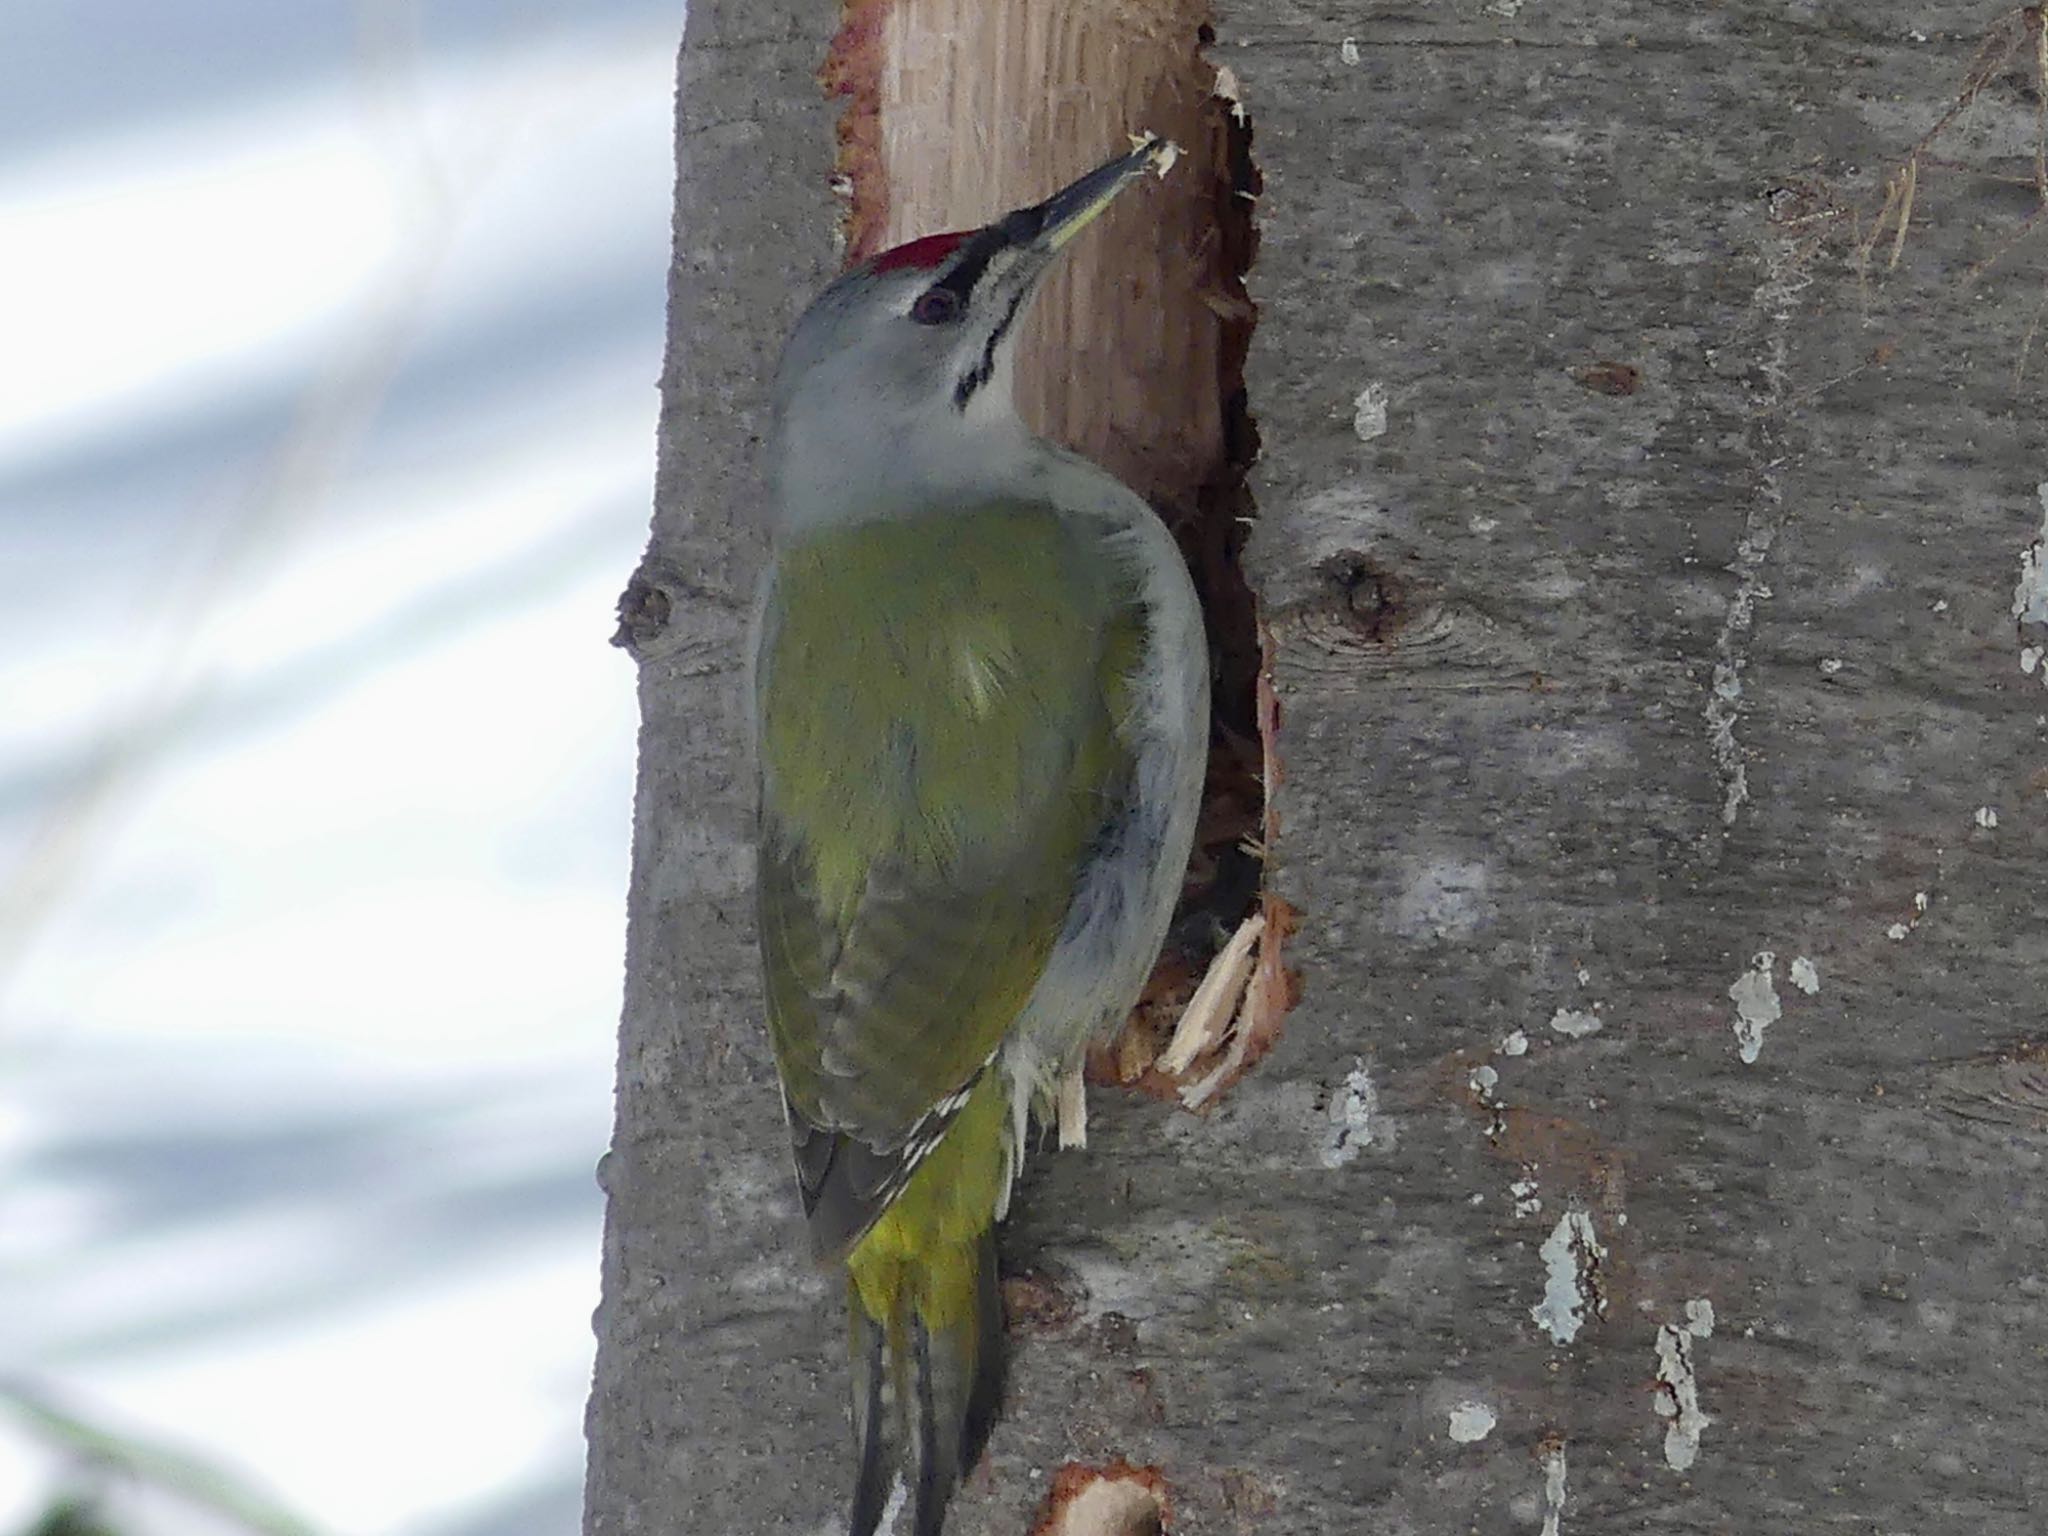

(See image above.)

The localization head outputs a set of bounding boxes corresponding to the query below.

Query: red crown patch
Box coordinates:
[867,230,972,275]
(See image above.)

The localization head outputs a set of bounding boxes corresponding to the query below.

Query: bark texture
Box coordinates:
[589,2,2048,1532]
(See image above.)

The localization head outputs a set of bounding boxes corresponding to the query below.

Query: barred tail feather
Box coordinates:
[847,1288,892,1536]
[840,1075,1011,1534]
[844,1226,1004,1536]
[963,1225,1005,1479]
[908,1225,1003,1536]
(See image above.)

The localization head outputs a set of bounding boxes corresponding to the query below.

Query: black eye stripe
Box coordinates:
[952,286,1028,410]
[934,228,1004,300]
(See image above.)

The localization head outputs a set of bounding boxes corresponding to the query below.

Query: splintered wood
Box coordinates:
[1029,1461,1170,1536]
[1157,912,1262,1078]
[1056,1061,1089,1149]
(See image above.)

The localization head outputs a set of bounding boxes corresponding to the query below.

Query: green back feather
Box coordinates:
[757,502,1139,1212]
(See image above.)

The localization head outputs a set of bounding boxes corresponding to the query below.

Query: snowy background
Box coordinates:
[1,3,681,1532]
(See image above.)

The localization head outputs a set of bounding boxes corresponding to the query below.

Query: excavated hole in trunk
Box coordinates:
[1101,29,1287,1115]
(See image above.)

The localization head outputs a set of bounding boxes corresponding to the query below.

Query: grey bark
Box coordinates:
[588,2,2048,1532]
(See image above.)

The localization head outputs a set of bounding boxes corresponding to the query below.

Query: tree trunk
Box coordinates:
[587,3,2048,1532]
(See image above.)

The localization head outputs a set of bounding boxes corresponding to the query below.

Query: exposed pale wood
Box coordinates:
[1157,910,1262,1075]
[1055,1061,1089,1149]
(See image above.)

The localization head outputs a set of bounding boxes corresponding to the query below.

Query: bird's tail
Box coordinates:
[845,1080,1009,1535]
[846,1226,1002,1535]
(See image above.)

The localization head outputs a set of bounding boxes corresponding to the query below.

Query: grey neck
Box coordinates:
[770,388,1044,535]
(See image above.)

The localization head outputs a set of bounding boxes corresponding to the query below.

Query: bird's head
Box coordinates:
[768,137,1170,528]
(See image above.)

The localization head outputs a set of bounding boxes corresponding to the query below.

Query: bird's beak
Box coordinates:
[1020,136,1174,255]
[942,138,1174,405]
[977,137,1173,298]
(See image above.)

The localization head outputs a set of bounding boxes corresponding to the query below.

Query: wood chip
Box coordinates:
[1157,911,1265,1076]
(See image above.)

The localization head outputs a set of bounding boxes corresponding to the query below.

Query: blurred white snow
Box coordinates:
[0,4,682,1532]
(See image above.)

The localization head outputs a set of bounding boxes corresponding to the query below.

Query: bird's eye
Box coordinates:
[910,287,962,326]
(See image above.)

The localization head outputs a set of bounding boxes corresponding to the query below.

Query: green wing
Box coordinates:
[755,502,1141,1258]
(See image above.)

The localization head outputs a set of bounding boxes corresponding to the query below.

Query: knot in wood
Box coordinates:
[612,569,673,655]
[1284,557,1524,690]
[1327,555,1409,642]
[611,557,738,668]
